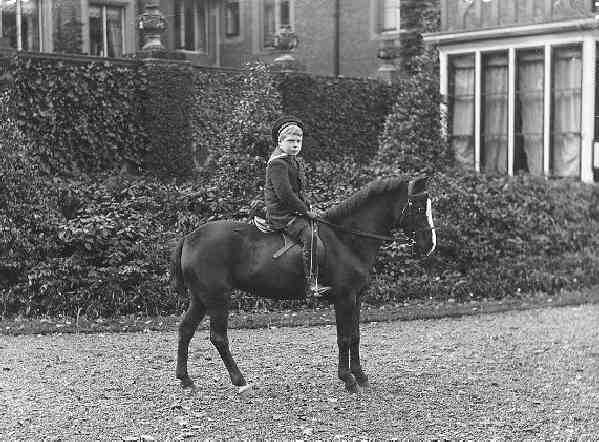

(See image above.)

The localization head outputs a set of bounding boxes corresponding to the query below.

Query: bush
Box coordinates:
[376,51,451,175]
[277,73,397,163]
[9,55,148,175]
[368,170,599,303]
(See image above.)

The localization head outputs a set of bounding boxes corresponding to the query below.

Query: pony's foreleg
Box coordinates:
[350,296,369,390]
[209,308,247,391]
[334,294,361,394]
[176,299,206,390]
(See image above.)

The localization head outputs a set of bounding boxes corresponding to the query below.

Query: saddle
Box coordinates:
[252,216,326,263]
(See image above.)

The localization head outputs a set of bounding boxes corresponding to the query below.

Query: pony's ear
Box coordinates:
[408,175,429,195]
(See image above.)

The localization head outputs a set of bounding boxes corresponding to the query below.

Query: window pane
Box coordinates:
[225,0,239,37]
[89,5,103,56]
[21,0,39,51]
[0,0,17,49]
[184,1,194,50]
[197,3,206,50]
[449,54,476,170]
[174,0,183,49]
[482,52,509,174]
[515,48,544,175]
[551,46,582,178]
[106,6,123,57]
[263,0,275,47]
[382,0,398,32]
[280,0,290,27]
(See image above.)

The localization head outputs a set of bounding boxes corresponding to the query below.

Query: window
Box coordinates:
[551,45,582,177]
[174,0,207,52]
[225,0,239,38]
[446,43,586,180]
[515,48,544,175]
[381,0,399,32]
[448,54,476,169]
[481,52,509,174]
[263,0,292,49]
[0,0,41,51]
[374,0,399,35]
[89,4,124,57]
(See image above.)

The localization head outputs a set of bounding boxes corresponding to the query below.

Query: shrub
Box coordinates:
[376,51,451,175]
[277,73,397,163]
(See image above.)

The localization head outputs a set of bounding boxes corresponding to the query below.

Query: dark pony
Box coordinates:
[170,176,436,394]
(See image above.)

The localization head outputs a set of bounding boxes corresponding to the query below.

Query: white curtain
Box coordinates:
[450,55,475,169]
[263,0,275,47]
[21,0,39,51]
[516,50,544,175]
[1,0,18,48]
[482,53,508,174]
[106,6,123,57]
[552,46,582,178]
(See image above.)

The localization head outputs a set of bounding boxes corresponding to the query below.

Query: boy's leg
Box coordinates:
[284,218,329,297]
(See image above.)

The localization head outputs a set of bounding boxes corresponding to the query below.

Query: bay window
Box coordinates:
[89,4,124,57]
[0,0,41,51]
[446,43,585,180]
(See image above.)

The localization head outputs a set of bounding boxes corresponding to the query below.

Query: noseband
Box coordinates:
[315,192,435,248]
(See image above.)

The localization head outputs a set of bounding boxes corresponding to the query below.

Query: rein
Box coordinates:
[314,216,399,242]
[314,192,431,246]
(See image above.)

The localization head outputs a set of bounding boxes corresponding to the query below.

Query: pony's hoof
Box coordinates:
[345,381,363,395]
[180,377,197,391]
[358,380,371,391]
[238,383,254,397]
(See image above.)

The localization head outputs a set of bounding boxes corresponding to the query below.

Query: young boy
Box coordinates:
[264,115,331,297]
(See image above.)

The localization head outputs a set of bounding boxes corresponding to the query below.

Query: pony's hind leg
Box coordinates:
[209,307,247,390]
[176,298,206,390]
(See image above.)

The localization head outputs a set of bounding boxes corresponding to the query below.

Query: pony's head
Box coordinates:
[397,176,436,257]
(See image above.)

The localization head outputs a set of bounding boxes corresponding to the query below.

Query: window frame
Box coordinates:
[0,0,43,51]
[89,2,126,57]
[174,0,208,53]
[443,41,588,180]
[447,52,477,170]
[224,0,241,40]
[371,0,400,39]
[262,0,294,50]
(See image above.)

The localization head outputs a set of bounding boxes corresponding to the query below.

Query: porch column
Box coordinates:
[543,44,551,177]
[475,50,481,172]
[581,36,596,183]
[439,49,448,141]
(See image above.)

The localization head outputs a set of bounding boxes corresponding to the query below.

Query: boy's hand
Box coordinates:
[306,210,319,220]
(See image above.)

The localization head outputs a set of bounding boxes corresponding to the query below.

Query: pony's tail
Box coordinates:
[169,237,186,296]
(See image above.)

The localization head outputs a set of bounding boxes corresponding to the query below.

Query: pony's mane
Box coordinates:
[324,177,406,222]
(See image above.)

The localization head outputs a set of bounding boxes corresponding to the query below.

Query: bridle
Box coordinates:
[314,192,435,249]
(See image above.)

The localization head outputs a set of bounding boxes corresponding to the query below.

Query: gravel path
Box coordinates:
[1,304,598,440]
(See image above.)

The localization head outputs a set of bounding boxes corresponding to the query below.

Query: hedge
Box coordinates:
[9,55,149,175]
[8,55,397,180]
[4,54,599,319]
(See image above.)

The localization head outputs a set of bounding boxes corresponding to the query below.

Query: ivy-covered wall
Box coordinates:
[9,55,148,175]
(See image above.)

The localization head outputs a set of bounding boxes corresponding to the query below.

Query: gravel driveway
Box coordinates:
[1,304,598,440]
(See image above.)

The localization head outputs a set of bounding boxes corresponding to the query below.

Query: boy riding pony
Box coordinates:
[264,115,331,298]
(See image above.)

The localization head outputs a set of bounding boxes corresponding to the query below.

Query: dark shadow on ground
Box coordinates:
[2,288,598,336]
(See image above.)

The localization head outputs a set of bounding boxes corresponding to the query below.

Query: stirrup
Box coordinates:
[309,283,332,297]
